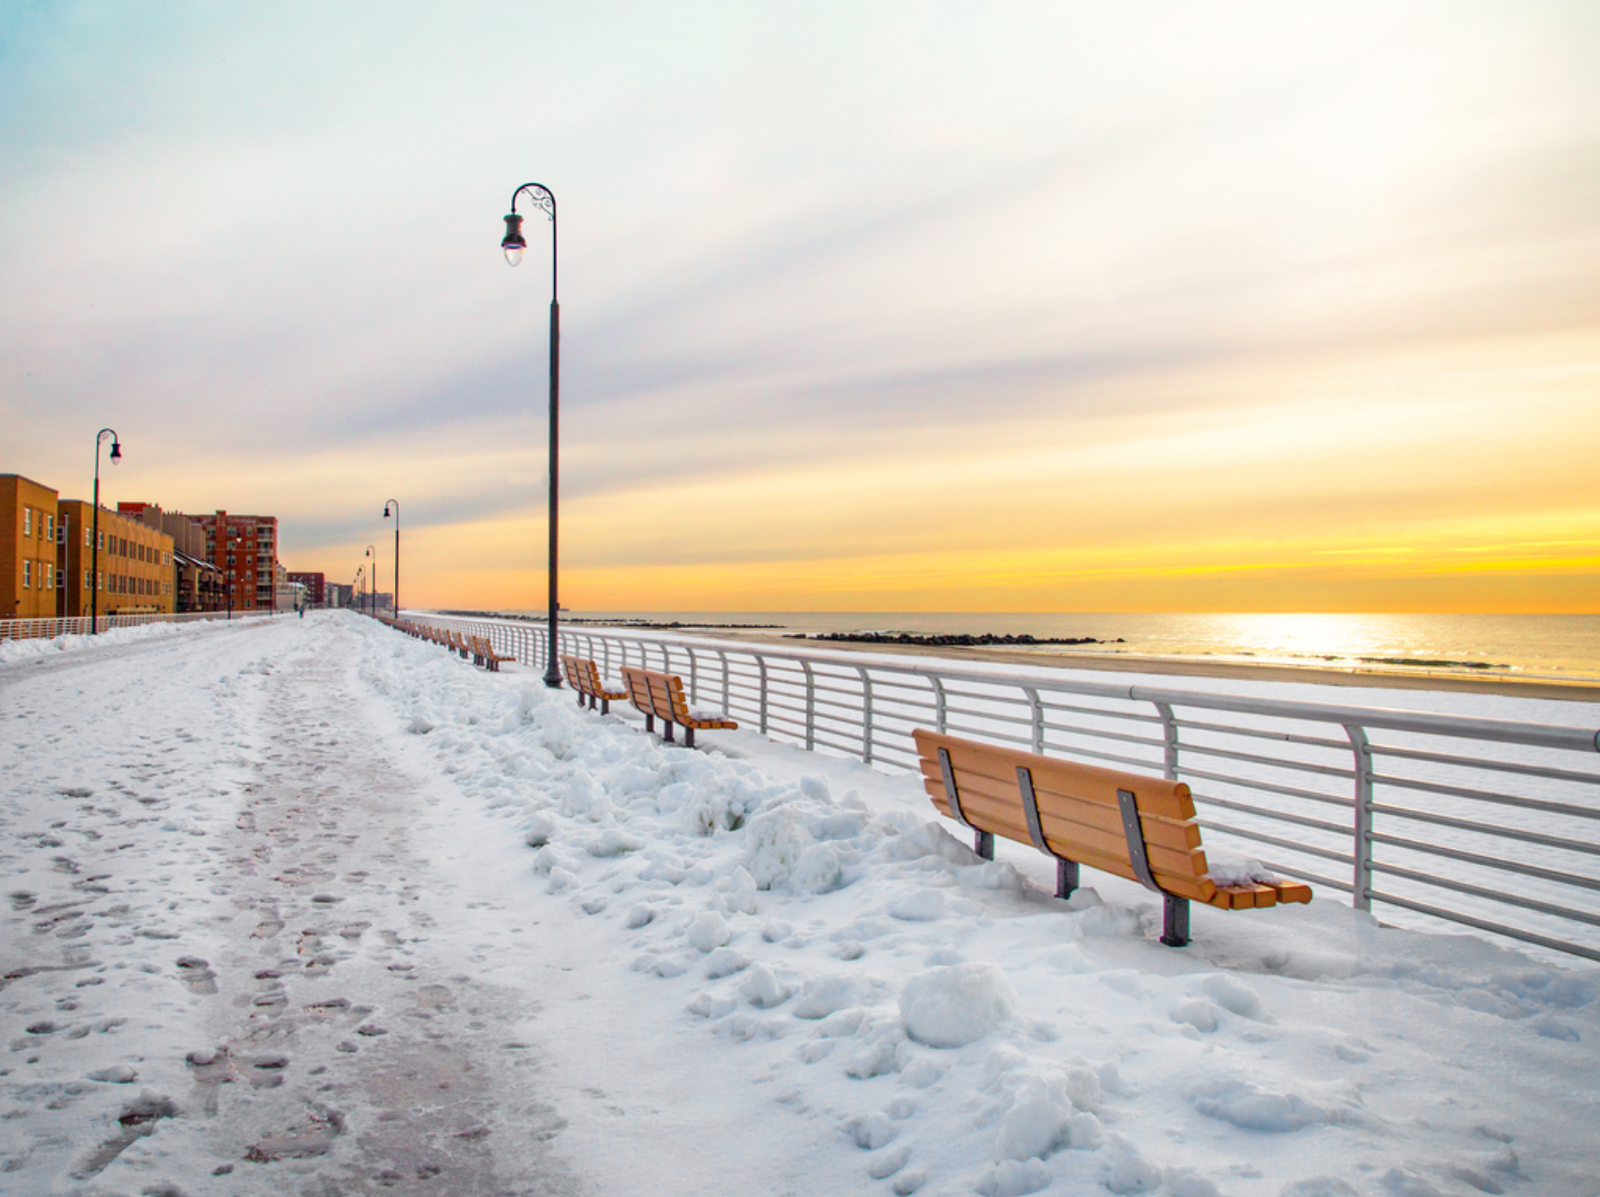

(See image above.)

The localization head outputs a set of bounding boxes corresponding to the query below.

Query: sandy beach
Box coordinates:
[666,628,1600,702]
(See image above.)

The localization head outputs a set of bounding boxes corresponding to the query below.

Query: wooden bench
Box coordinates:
[561,655,628,714]
[619,665,737,749]
[470,634,515,672]
[912,729,1311,947]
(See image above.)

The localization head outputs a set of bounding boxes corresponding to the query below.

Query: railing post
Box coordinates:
[718,649,730,716]
[1155,702,1179,780]
[758,655,769,736]
[857,666,874,764]
[1024,686,1043,755]
[801,659,816,750]
[931,676,947,734]
[689,649,699,703]
[1345,724,1373,912]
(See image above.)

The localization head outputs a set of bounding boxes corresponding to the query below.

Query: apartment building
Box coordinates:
[1,474,61,620]
[193,511,279,613]
[120,502,223,613]
[55,499,176,617]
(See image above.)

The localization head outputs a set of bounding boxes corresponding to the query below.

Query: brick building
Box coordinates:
[288,571,326,605]
[1,474,60,620]
[55,500,176,617]
[193,511,279,614]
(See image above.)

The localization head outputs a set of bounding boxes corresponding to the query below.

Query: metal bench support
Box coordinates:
[938,747,991,857]
[1162,895,1190,948]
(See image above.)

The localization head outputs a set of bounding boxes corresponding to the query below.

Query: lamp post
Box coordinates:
[383,499,399,616]
[364,545,376,617]
[90,428,121,634]
[224,533,238,620]
[354,565,363,614]
[501,181,563,688]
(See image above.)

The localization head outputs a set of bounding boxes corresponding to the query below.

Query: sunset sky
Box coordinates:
[3,2,1597,612]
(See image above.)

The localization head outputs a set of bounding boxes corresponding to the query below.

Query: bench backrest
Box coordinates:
[620,665,687,721]
[912,729,1217,905]
[561,654,601,693]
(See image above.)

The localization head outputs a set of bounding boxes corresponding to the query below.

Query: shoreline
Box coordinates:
[666,628,1600,702]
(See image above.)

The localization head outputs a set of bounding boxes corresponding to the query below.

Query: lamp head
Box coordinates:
[502,213,526,266]
[109,440,121,464]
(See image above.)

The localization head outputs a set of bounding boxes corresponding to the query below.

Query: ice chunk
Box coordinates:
[994,1097,1069,1162]
[793,974,872,1020]
[704,948,751,978]
[741,963,796,1008]
[1101,1132,1162,1194]
[624,904,655,929]
[685,910,731,953]
[900,963,1018,1049]
[522,811,556,847]
[588,828,642,857]
[848,1112,897,1149]
[977,1159,1053,1197]
[715,866,759,915]
[1188,1077,1325,1132]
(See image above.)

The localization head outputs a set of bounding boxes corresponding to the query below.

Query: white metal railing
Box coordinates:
[0,609,290,643]
[398,614,1600,964]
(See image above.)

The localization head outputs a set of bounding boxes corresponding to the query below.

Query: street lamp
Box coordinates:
[502,181,563,688]
[365,544,376,617]
[354,565,363,614]
[383,499,400,616]
[90,428,121,634]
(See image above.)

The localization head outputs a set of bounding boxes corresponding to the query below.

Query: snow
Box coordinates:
[2,611,1598,1195]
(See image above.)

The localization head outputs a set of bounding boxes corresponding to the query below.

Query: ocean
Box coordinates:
[488,611,1600,684]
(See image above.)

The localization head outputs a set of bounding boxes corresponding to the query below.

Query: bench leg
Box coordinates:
[685,727,695,749]
[1056,858,1079,899]
[664,721,675,743]
[975,830,994,860]
[1161,895,1190,948]
[600,698,610,716]
[576,693,584,708]
[645,714,654,734]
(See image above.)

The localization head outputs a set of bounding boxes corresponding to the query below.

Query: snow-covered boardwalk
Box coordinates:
[3,614,1596,1196]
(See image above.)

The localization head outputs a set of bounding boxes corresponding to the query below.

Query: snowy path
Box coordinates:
[3,613,1598,1197]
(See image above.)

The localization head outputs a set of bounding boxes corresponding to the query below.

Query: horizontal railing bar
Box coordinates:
[1175,740,1356,782]
[946,724,1033,749]
[1178,767,1352,810]
[1367,801,1600,857]
[1363,890,1600,963]
[1189,792,1355,838]
[1172,716,1351,753]
[1369,772,1600,822]
[1038,699,1164,727]
[1369,832,1600,892]
[1194,821,1356,867]
[943,705,1034,729]
[1369,862,1600,929]
[1372,743,1600,787]
[1039,722,1166,753]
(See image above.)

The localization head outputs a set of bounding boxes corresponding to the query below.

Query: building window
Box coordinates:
[23,508,31,536]
[56,568,64,590]
[45,564,53,589]
[45,514,53,539]
[22,560,31,588]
